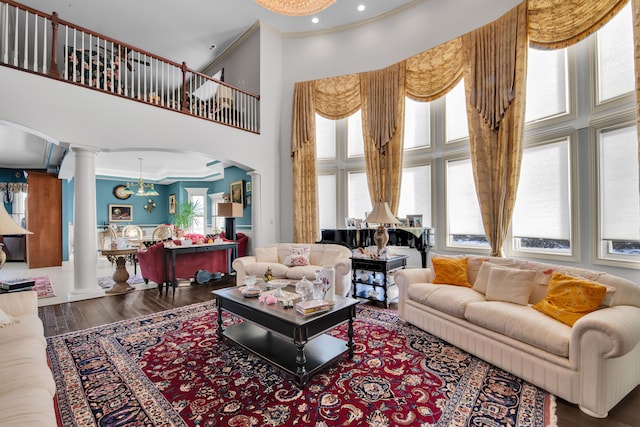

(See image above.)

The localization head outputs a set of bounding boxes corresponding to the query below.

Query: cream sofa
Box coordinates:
[394,254,640,418]
[0,291,57,426]
[232,243,353,297]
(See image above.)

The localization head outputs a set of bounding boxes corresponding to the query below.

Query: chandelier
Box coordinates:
[122,158,159,197]
[255,0,335,16]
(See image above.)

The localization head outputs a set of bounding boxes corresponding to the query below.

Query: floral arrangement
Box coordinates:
[184,233,206,245]
[263,266,274,282]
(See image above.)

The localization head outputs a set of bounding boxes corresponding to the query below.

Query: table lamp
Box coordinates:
[0,202,32,272]
[217,202,243,242]
[365,201,400,254]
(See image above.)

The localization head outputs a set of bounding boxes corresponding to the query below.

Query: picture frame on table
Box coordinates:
[398,217,409,227]
[407,214,423,228]
[108,204,133,222]
[230,180,244,206]
[168,194,176,214]
[345,217,357,228]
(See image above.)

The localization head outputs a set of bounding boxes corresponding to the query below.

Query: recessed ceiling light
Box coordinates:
[312,17,319,24]
[357,4,365,12]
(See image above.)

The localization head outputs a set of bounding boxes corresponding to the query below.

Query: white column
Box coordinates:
[247,171,261,251]
[69,146,105,300]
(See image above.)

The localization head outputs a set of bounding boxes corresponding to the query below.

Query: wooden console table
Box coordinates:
[163,242,238,294]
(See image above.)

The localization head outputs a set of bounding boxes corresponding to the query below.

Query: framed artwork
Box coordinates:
[108,204,133,222]
[345,217,356,228]
[168,194,176,214]
[407,214,423,228]
[245,194,252,206]
[246,181,252,193]
[230,180,244,206]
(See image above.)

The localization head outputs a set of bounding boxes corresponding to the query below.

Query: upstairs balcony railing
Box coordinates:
[0,0,260,133]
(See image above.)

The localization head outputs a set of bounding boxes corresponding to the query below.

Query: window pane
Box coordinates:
[512,139,571,253]
[347,171,371,219]
[347,110,364,157]
[316,114,336,159]
[398,164,431,226]
[445,158,487,246]
[318,174,337,229]
[525,47,568,122]
[445,79,469,142]
[597,3,634,103]
[598,125,640,258]
[404,98,430,149]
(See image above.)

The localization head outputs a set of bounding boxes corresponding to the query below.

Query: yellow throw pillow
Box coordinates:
[532,272,608,326]
[431,257,471,288]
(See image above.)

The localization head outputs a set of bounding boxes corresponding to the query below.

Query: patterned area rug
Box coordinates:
[97,273,145,289]
[46,302,556,427]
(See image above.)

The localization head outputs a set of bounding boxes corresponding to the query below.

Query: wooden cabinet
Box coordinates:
[26,171,62,268]
[351,255,408,308]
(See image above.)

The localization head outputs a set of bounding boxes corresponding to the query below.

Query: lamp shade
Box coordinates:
[0,202,32,235]
[365,202,400,225]
[218,202,243,218]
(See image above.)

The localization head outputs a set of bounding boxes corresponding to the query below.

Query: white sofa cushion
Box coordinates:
[465,301,572,357]
[485,266,536,305]
[286,266,321,280]
[243,262,289,279]
[407,283,485,318]
[255,246,278,263]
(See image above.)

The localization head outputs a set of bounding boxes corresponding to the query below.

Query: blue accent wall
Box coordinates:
[96,180,171,227]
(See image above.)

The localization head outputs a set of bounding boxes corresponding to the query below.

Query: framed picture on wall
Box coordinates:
[168,194,176,214]
[246,181,252,193]
[108,204,133,222]
[230,180,244,206]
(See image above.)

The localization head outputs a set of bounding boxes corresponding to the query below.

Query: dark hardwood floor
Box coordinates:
[38,279,638,427]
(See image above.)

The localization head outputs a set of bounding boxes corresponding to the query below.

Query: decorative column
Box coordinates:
[247,171,261,251]
[69,146,105,300]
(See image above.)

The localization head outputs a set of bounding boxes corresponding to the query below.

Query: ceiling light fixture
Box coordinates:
[255,0,335,16]
[358,4,366,12]
[122,158,159,197]
[312,17,319,24]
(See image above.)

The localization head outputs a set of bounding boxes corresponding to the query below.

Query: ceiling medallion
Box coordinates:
[255,0,336,16]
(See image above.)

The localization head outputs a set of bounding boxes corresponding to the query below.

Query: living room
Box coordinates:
[0,0,639,426]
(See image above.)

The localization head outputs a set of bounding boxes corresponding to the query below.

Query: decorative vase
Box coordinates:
[320,265,335,302]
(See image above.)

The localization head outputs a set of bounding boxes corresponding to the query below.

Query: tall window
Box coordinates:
[404,98,430,149]
[511,138,572,255]
[185,188,207,235]
[347,171,370,219]
[398,164,432,226]
[596,2,634,104]
[525,47,568,123]
[209,192,225,233]
[318,174,337,229]
[445,157,487,248]
[445,79,469,142]
[596,124,640,261]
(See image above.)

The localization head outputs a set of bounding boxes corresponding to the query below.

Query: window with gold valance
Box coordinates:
[292,0,639,252]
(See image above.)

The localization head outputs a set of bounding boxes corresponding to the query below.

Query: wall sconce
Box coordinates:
[144,198,157,213]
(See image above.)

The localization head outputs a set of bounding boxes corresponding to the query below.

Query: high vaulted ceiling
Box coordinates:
[0,0,419,182]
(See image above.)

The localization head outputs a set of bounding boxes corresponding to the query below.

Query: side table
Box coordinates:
[101,248,138,294]
[351,255,408,308]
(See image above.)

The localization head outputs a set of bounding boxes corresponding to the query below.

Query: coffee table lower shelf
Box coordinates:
[221,322,349,387]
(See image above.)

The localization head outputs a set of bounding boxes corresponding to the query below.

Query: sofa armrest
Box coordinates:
[394,268,433,319]
[333,259,352,297]
[0,290,38,317]
[570,305,640,366]
[232,256,257,287]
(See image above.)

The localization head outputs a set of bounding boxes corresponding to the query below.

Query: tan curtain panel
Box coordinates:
[463,3,528,257]
[313,73,361,120]
[405,37,464,102]
[528,0,629,48]
[291,81,319,243]
[360,62,406,212]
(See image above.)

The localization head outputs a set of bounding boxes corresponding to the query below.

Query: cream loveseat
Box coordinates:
[232,243,353,296]
[394,254,640,418]
[0,291,57,426]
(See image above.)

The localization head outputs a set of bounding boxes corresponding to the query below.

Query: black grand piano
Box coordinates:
[319,227,435,268]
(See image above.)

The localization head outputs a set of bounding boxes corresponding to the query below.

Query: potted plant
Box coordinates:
[171,200,202,236]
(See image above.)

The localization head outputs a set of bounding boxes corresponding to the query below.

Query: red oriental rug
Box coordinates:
[46,301,556,427]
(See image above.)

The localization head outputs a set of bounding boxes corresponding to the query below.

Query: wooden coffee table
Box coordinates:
[213,286,359,387]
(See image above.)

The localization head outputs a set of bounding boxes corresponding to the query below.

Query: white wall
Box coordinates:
[277,0,522,242]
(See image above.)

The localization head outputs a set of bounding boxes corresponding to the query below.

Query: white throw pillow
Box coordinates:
[472,261,494,295]
[485,266,536,305]
[255,246,278,263]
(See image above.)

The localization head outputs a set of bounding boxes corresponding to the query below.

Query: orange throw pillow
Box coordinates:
[532,272,607,326]
[431,257,471,288]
